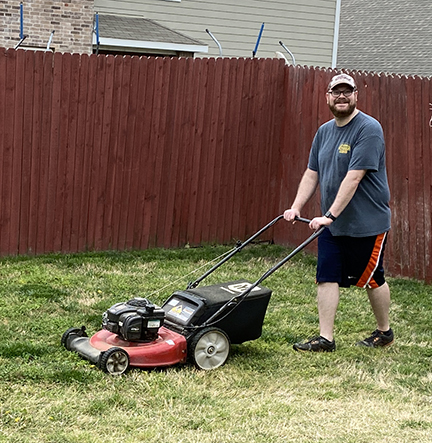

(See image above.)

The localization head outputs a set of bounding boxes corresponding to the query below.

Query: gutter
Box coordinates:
[332,0,342,68]
[93,36,208,54]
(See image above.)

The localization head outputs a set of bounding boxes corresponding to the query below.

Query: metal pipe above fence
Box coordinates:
[206,29,223,57]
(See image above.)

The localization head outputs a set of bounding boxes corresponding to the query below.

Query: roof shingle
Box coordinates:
[98,14,205,47]
[337,0,432,77]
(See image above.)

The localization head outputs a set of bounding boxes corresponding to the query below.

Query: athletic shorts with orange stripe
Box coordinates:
[316,228,388,289]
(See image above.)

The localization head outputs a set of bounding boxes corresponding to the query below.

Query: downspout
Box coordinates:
[94,12,100,54]
[252,22,265,58]
[15,2,28,49]
[332,0,342,68]
[20,2,24,39]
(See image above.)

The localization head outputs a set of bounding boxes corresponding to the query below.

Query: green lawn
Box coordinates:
[0,244,431,442]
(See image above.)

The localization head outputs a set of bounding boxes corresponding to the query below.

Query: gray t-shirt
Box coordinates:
[308,111,391,237]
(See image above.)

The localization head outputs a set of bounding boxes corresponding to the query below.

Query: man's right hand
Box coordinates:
[283,208,300,222]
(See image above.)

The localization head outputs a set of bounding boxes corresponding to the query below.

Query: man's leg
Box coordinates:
[317,282,340,342]
[356,282,393,347]
[293,229,340,352]
[366,282,391,331]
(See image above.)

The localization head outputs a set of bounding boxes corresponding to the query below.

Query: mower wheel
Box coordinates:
[99,347,130,376]
[61,327,88,351]
[189,327,230,370]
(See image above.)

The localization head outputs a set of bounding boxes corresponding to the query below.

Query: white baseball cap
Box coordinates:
[327,73,357,91]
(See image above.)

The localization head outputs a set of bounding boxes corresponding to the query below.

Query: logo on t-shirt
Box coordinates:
[338,143,351,154]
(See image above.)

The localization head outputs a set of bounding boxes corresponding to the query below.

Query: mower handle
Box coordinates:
[187,215,312,289]
[187,214,283,289]
[199,224,324,329]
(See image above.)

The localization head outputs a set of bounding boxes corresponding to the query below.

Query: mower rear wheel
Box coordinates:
[99,347,130,376]
[189,327,230,370]
[61,327,88,351]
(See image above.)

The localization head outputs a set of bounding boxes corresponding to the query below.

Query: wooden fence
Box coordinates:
[0,48,430,282]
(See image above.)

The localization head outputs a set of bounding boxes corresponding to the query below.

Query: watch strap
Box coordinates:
[324,210,337,221]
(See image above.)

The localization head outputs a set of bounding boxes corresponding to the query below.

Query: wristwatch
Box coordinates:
[324,210,337,221]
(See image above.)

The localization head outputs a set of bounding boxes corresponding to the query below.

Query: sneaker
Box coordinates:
[293,336,336,352]
[356,328,394,348]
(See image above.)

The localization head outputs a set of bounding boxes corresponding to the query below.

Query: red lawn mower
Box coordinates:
[61,216,322,375]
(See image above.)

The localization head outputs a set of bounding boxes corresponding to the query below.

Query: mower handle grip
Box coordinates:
[294,216,311,224]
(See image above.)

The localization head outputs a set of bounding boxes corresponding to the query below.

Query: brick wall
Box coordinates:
[0,0,94,54]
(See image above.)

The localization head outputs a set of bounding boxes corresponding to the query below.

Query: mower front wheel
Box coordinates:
[61,327,88,351]
[189,327,230,370]
[99,347,130,376]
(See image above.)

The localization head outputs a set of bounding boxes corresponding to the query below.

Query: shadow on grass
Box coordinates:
[0,341,50,358]
[18,283,68,302]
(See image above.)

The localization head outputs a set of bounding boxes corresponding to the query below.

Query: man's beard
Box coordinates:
[329,101,356,118]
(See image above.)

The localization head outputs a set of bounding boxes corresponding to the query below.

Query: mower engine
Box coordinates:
[102,298,165,342]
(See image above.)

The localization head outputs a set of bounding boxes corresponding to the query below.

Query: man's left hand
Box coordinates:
[309,216,333,230]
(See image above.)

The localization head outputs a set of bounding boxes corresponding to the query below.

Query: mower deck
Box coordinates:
[63,326,187,374]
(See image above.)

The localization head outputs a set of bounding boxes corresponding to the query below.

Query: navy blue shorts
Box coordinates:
[316,228,388,288]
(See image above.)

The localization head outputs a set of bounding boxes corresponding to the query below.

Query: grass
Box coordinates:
[0,244,431,442]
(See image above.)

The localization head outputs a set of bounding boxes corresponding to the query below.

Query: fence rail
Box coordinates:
[0,49,430,282]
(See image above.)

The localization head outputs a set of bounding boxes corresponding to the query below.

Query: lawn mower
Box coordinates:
[61,216,323,375]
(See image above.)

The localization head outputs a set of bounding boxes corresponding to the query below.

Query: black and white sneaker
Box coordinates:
[293,336,336,352]
[356,328,394,348]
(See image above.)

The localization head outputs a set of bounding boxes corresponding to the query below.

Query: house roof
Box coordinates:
[95,14,208,55]
[337,0,432,77]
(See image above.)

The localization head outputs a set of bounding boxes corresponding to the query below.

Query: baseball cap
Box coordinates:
[327,73,357,91]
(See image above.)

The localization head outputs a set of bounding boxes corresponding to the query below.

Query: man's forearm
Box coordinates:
[308,169,367,230]
[328,169,367,217]
[291,168,319,211]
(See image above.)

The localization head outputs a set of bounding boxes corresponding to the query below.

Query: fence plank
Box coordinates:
[34,52,54,254]
[423,78,432,282]
[125,56,143,250]
[10,50,27,255]
[174,57,195,248]
[67,53,86,253]
[137,57,158,249]
[185,57,207,247]
[220,58,244,244]
[162,57,185,249]
[152,57,172,248]
[116,55,137,250]
[73,53,91,253]
[232,59,253,243]
[0,49,6,252]
[2,50,17,254]
[26,51,42,255]
[17,51,33,254]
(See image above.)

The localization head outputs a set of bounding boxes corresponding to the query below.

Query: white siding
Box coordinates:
[95,0,337,67]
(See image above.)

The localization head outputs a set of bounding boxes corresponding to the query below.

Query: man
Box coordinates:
[284,73,393,352]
